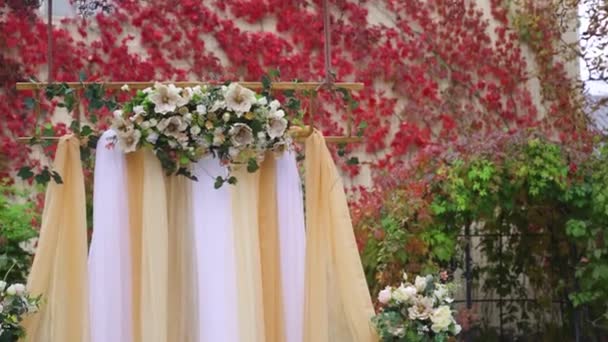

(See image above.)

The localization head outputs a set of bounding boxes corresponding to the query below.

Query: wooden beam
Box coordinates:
[15,81,364,91]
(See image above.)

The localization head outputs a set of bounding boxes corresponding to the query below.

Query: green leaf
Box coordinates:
[227,176,238,185]
[346,157,359,165]
[247,158,260,173]
[214,176,225,189]
[80,125,93,137]
[17,167,34,180]
[51,171,63,184]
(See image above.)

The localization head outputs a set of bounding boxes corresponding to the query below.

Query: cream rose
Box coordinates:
[414,275,428,292]
[267,117,288,139]
[407,296,434,320]
[430,305,453,333]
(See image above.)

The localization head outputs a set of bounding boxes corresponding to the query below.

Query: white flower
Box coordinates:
[196,104,207,115]
[157,116,188,136]
[148,82,188,114]
[190,126,201,135]
[0,280,6,292]
[224,83,256,113]
[112,115,133,136]
[407,296,434,320]
[434,284,453,303]
[377,286,392,304]
[269,109,285,119]
[267,117,288,139]
[269,99,281,112]
[149,118,158,127]
[393,285,417,303]
[183,113,193,124]
[19,237,38,255]
[6,284,17,296]
[210,100,226,113]
[13,283,26,296]
[213,127,226,146]
[403,272,408,282]
[229,123,255,147]
[257,131,267,140]
[120,84,130,91]
[118,129,142,152]
[228,147,241,159]
[452,323,462,335]
[146,132,159,144]
[133,105,146,116]
[257,97,268,105]
[430,305,453,333]
[143,87,153,94]
[414,276,428,292]
[223,113,231,122]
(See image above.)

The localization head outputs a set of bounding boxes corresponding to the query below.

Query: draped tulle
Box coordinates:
[166,175,199,342]
[89,130,132,342]
[304,131,378,342]
[23,135,89,342]
[192,158,239,342]
[276,151,306,342]
[231,167,266,342]
[140,149,169,342]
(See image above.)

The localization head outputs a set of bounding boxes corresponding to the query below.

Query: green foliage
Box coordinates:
[0,182,39,284]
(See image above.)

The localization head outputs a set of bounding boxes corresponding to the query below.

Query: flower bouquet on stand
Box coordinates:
[372,272,461,342]
[0,281,40,342]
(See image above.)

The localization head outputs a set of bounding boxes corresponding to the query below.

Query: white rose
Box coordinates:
[118,129,142,153]
[146,132,159,144]
[133,105,146,115]
[430,305,453,333]
[190,126,201,135]
[269,99,281,112]
[392,285,416,303]
[223,113,231,122]
[6,284,17,296]
[414,276,427,292]
[0,280,6,292]
[269,109,285,119]
[13,283,26,296]
[196,104,207,115]
[452,323,462,335]
[257,97,268,105]
[434,284,450,302]
[377,286,392,304]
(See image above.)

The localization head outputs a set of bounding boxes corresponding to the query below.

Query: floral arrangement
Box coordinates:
[112,82,291,187]
[372,271,461,342]
[0,280,40,341]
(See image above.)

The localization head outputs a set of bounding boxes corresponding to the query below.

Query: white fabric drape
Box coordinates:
[192,158,239,342]
[276,151,306,342]
[88,130,133,342]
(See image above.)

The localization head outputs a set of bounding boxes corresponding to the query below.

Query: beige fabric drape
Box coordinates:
[23,135,90,342]
[303,131,378,342]
[166,175,198,342]
[258,156,286,342]
[231,167,266,342]
[125,150,144,342]
[140,149,169,342]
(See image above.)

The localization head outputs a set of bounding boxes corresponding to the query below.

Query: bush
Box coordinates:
[353,132,608,339]
[0,181,38,284]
